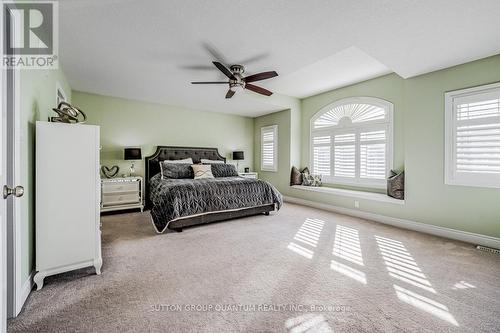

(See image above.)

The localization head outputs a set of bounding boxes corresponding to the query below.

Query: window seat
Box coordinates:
[291,185,405,205]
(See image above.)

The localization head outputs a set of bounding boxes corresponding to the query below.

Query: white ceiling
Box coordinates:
[59,0,500,117]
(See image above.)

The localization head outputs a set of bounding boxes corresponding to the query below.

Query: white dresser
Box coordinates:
[34,122,102,290]
[239,172,258,179]
[101,177,144,213]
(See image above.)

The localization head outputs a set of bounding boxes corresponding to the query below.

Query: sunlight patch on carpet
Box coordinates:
[330,260,366,284]
[332,225,364,266]
[285,313,333,333]
[394,285,459,326]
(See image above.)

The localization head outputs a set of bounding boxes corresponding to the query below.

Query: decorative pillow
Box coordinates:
[302,173,322,187]
[191,164,214,179]
[160,158,194,179]
[201,159,225,164]
[387,170,404,200]
[211,164,239,177]
[161,163,193,179]
[290,166,302,185]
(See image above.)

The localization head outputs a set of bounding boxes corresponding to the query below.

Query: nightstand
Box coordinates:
[239,172,258,179]
[101,177,144,213]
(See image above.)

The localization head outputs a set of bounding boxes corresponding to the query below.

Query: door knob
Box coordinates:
[3,185,24,199]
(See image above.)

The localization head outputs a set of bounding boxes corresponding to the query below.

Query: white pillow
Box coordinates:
[191,164,214,179]
[164,158,193,164]
[160,158,194,179]
[200,159,224,164]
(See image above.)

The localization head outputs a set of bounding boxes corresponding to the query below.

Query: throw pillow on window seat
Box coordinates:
[290,166,302,185]
[302,173,322,187]
[387,170,404,199]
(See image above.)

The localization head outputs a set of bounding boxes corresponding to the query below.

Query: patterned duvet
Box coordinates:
[149,174,283,233]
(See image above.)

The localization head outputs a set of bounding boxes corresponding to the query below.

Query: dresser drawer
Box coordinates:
[102,193,140,206]
[102,181,139,194]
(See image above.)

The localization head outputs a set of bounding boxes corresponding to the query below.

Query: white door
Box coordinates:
[1,55,7,333]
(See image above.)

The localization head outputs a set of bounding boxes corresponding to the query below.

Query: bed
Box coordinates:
[145,146,283,233]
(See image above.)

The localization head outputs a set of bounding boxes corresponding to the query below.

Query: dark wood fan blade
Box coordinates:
[245,83,273,96]
[191,81,228,84]
[244,71,278,83]
[225,89,235,99]
[212,61,236,80]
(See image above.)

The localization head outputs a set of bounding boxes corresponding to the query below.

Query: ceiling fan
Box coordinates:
[191,62,278,99]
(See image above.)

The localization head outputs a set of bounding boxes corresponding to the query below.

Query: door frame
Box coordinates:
[6,67,23,318]
[1,3,7,330]
[2,1,25,318]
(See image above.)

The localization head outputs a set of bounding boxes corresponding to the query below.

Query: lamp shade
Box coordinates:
[124,147,142,160]
[233,151,244,161]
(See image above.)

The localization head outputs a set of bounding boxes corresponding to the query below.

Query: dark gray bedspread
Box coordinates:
[149,174,283,233]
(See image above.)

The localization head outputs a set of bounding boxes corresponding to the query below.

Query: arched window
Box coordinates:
[310,97,393,188]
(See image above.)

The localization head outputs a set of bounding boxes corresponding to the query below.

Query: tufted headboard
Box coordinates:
[144,146,226,209]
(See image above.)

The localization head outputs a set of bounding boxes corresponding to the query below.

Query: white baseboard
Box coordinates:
[284,196,500,249]
[15,270,34,316]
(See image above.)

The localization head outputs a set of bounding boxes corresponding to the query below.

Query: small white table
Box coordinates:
[239,172,258,179]
[101,176,144,213]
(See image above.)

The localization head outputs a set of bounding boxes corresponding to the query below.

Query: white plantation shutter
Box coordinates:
[261,125,278,171]
[312,135,331,176]
[445,84,500,188]
[310,97,393,188]
[360,130,386,179]
[334,133,356,178]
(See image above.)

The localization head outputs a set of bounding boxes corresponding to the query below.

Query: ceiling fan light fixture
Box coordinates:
[230,82,244,92]
[191,61,278,98]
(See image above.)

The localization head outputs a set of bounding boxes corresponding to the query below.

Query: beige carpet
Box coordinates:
[8,203,500,332]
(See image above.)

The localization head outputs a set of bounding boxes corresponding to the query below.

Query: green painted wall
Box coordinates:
[255,55,500,238]
[251,93,301,197]
[254,109,292,196]
[72,92,255,177]
[19,67,71,281]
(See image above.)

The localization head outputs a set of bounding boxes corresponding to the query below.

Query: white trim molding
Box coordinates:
[284,196,500,249]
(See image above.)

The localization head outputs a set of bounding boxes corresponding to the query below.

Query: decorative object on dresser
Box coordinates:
[101,165,120,178]
[34,122,102,290]
[124,147,142,176]
[50,101,87,124]
[239,172,258,179]
[101,177,144,213]
[244,167,250,173]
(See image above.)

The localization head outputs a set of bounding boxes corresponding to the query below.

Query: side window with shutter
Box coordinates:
[445,83,500,188]
[261,125,278,172]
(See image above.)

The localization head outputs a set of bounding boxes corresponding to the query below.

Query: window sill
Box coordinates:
[291,185,405,205]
